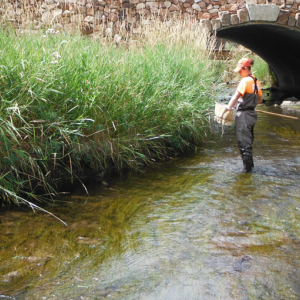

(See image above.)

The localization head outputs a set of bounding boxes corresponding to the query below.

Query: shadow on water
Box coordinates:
[1,106,300,299]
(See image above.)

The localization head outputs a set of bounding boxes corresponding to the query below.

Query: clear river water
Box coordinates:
[1,105,300,300]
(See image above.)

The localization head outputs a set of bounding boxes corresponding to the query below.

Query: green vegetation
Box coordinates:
[225,44,275,87]
[0,20,276,213]
[0,28,224,210]
[250,55,275,88]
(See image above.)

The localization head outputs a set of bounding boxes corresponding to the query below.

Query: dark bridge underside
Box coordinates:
[217,23,300,100]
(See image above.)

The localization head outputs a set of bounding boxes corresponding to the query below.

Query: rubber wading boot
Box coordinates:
[242,155,254,173]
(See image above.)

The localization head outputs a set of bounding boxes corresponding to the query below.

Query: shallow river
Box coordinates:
[1,106,300,300]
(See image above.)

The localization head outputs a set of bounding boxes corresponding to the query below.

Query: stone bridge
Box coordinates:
[1,1,300,98]
[202,4,300,99]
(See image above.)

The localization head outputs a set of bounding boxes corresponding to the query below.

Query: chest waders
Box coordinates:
[235,75,259,172]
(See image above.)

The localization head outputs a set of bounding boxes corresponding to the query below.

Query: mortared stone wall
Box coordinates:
[0,0,300,36]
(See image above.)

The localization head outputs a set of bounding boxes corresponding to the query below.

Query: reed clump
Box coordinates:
[0,18,227,213]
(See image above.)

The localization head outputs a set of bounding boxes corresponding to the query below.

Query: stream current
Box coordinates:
[1,106,300,300]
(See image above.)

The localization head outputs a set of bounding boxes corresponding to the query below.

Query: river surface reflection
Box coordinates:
[1,106,300,299]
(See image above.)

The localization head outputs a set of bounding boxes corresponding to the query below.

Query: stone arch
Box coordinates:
[201,4,300,99]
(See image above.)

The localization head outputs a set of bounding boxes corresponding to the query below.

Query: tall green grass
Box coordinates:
[0,27,225,211]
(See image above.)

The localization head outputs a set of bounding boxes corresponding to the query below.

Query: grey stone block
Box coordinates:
[212,18,221,30]
[246,4,280,22]
[201,19,212,31]
[218,11,231,26]
[277,10,289,24]
[288,16,296,26]
[237,8,250,23]
[231,14,239,24]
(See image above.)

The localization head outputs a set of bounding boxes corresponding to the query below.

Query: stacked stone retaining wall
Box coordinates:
[0,0,300,36]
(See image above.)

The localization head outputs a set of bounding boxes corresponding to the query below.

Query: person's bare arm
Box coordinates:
[257,95,263,104]
[227,91,241,109]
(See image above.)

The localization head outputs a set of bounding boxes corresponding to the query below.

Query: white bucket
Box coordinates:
[214,102,234,126]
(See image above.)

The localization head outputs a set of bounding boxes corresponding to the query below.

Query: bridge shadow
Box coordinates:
[216,23,300,101]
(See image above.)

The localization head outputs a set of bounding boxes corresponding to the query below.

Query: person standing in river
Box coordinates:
[226,58,263,172]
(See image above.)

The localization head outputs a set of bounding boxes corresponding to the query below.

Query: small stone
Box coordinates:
[192,3,201,11]
[41,11,53,24]
[3,271,21,282]
[136,3,146,9]
[105,27,113,36]
[84,16,94,23]
[277,10,289,24]
[114,34,122,43]
[211,18,221,29]
[111,0,121,8]
[201,18,212,30]
[209,8,219,13]
[164,1,172,7]
[27,256,39,262]
[201,12,212,19]
[75,237,101,245]
[219,11,231,26]
[231,14,239,24]
[237,8,249,23]
[281,101,293,105]
[198,1,207,8]
[288,15,296,26]
[169,4,180,11]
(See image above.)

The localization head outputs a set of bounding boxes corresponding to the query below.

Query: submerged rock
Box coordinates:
[75,237,102,245]
[281,99,300,106]
[2,270,21,282]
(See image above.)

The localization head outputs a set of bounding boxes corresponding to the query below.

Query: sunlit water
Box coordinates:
[1,106,300,300]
